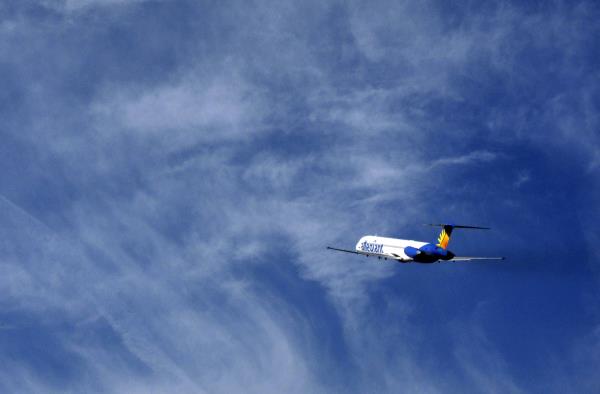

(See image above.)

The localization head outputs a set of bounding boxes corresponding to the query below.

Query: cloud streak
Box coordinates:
[0,1,599,393]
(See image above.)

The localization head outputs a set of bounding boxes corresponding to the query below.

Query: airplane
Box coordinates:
[327,224,505,263]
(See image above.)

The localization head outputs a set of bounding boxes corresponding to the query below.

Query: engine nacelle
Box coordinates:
[403,246,420,258]
[405,244,455,262]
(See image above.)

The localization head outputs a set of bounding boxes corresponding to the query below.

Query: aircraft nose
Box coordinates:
[355,239,364,251]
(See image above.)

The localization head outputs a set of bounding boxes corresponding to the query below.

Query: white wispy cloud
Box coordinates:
[429,151,498,168]
[91,71,269,149]
[43,0,158,13]
[1,1,599,393]
[513,171,530,188]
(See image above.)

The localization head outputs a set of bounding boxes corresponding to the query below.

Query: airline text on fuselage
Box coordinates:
[360,241,383,254]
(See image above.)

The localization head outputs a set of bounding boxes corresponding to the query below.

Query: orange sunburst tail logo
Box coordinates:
[436,225,454,249]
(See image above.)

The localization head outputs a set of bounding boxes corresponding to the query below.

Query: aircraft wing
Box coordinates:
[450,256,505,261]
[326,246,406,261]
[326,246,368,256]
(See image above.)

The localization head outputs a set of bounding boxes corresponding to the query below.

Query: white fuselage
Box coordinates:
[355,235,428,262]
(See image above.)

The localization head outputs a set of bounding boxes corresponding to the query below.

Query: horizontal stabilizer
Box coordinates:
[425,224,490,230]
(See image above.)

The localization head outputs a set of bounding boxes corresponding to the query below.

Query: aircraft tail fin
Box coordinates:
[424,224,490,250]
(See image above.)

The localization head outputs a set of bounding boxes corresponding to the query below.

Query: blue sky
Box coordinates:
[1,0,599,392]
